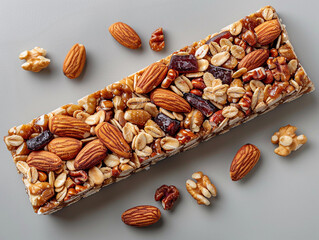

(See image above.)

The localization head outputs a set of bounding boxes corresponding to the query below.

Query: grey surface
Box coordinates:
[0,0,319,239]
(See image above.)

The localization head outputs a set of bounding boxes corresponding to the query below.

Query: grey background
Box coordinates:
[0,0,318,239]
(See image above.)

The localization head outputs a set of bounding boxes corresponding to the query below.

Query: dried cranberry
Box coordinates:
[207,65,232,85]
[206,31,231,45]
[154,113,180,136]
[26,130,54,151]
[184,93,217,117]
[168,54,198,73]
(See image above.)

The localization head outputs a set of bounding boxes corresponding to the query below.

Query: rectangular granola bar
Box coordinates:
[3,6,314,214]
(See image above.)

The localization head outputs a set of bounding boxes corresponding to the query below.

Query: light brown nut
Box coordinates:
[121,205,161,227]
[186,171,217,206]
[278,44,296,61]
[95,122,132,158]
[49,115,91,139]
[74,139,107,170]
[109,22,141,49]
[238,49,269,71]
[197,59,209,71]
[56,186,67,202]
[230,144,260,181]
[135,62,168,94]
[122,122,139,143]
[195,44,209,59]
[63,43,86,79]
[88,166,104,185]
[174,76,191,93]
[184,109,204,133]
[229,21,243,36]
[27,167,38,184]
[211,51,230,67]
[271,125,307,157]
[54,172,67,188]
[254,19,281,45]
[160,137,180,151]
[149,27,165,51]
[288,59,298,74]
[150,88,191,113]
[232,67,247,79]
[4,135,24,147]
[27,151,63,172]
[19,47,50,72]
[124,110,151,126]
[144,102,159,117]
[28,182,55,207]
[47,137,82,161]
[16,161,30,175]
[85,110,105,125]
[127,97,150,109]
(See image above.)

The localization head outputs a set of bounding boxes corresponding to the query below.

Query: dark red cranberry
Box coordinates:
[206,31,232,45]
[184,93,217,117]
[168,54,198,73]
[207,65,233,85]
[154,113,180,136]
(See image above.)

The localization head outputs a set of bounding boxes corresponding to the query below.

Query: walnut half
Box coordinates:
[19,47,50,72]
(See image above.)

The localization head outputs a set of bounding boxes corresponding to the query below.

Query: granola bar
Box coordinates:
[3,6,314,214]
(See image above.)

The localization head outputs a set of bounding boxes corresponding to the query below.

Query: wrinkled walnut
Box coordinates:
[186,171,217,206]
[149,27,165,52]
[19,47,50,72]
[267,57,290,81]
[154,185,180,210]
[69,170,88,185]
[27,181,55,207]
[242,67,266,83]
[271,125,307,156]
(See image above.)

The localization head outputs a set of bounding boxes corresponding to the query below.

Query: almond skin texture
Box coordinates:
[121,205,161,227]
[230,144,260,181]
[135,62,168,94]
[109,22,142,49]
[47,137,82,160]
[49,115,91,139]
[255,19,281,45]
[74,139,107,170]
[63,43,86,79]
[238,49,269,71]
[27,151,63,172]
[150,88,191,113]
[95,122,131,158]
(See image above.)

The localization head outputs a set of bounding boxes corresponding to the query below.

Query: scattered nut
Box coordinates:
[19,47,50,72]
[271,125,307,156]
[186,171,217,206]
[149,27,165,51]
[154,185,180,210]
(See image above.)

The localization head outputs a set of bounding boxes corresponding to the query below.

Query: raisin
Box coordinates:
[154,113,180,136]
[207,65,233,85]
[168,54,198,73]
[184,93,217,117]
[26,130,54,151]
[206,31,232,45]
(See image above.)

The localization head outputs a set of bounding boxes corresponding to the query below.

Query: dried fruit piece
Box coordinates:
[63,43,86,79]
[154,113,180,136]
[207,65,232,85]
[184,93,217,117]
[154,185,180,210]
[206,31,231,44]
[149,27,165,51]
[26,151,63,172]
[135,62,168,94]
[168,54,198,73]
[109,22,142,49]
[150,88,191,113]
[26,130,54,151]
[230,144,260,181]
[121,205,161,227]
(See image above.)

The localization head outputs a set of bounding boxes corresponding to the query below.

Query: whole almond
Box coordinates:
[255,19,281,45]
[150,88,191,113]
[109,22,142,49]
[121,205,161,227]
[74,139,107,170]
[49,115,91,139]
[135,62,168,94]
[230,144,260,181]
[95,122,131,158]
[238,49,269,71]
[63,43,86,79]
[47,137,82,160]
[27,151,63,172]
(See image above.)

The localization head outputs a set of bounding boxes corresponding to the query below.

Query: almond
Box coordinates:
[230,144,260,181]
[63,43,86,79]
[47,137,82,161]
[49,115,91,139]
[27,151,63,172]
[135,62,168,94]
[121,205,161,227]
[238,49,269,71]
[109,22,141,49]
[150,88,191,113]
[255,19,281,45]
[74,139,107,170]
[95,122,131,158]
